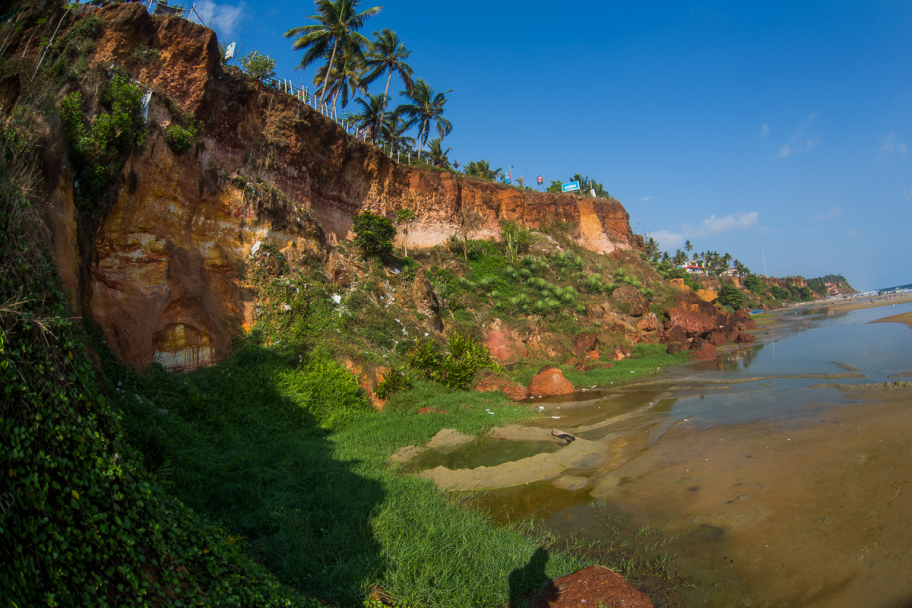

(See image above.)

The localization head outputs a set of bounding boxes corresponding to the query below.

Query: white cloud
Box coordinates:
[813,207,843,221]
[641,196,650,202]
[759,124,769,138]
[651,211,758,252]
[195,0,245,38]
[847,228,857,237]
[877,133,907,160]
[684,212,759,237]
[774,113,821,160]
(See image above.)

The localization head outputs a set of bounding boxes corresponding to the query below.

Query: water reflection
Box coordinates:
[691,343,765,373]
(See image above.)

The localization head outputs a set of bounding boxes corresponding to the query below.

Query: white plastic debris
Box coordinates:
[538,406,545,411]
[250,241,262,254]
[332,294,342,304]
[552,416,561,419]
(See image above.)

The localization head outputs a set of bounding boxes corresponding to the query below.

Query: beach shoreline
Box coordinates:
[772,291,912,314]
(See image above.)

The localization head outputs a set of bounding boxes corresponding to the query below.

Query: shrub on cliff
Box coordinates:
[408,332,501,389]
[239,49,277,80]
[353,211,396,258]
[58,73,147,212]
[717,283,745,309]
[164,121,197,155]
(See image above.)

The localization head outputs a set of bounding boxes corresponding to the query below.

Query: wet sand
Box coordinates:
[872,310,912,330]
[591,384,912,608]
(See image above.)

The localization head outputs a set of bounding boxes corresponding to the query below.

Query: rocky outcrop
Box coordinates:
[529,368,574,396]
[659,291,757,357]
[39,4,643,372]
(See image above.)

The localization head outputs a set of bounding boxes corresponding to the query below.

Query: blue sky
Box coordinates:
[191,0,911,291]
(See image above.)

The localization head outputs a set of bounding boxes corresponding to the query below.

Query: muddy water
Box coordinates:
[469,303,912,607]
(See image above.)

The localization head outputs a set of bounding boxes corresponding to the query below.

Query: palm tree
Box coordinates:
[284,0,381,105]
[352,93,386,142]
[381,113,415,155]
[363,29,414,129]
[684,240,693,256]
[396,79,452,158]
[426,138,452,168]
[313,42,367,110]
[463,159,501,181]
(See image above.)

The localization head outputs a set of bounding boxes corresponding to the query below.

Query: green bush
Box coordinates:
[58,74,147,212]
[163,122,197,155]
[408,332,501,389]
[717,283,745,309]
[239,50,277,80]
[375,364,412,400]
[353,211,396,258]
[131,45,160,65]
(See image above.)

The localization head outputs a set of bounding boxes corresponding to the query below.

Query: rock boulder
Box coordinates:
[529,368,574,396]
[612,284,650,317]
[530,565,653,608]
[665,308,716,337]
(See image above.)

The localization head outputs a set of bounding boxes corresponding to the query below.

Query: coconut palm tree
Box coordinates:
[313,42,367,110]
[352,92,386,142]
[363,29,414,128]
[381,113,415,155]
[426,138,452,168]
[284,0,381,105]
[684,240,693,256]
[396,79,452,158]
[463,159,501,181]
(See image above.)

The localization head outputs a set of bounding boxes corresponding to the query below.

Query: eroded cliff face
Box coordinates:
[42,3,642,372]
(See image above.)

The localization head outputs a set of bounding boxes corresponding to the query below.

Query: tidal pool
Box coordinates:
[468,302,912,607]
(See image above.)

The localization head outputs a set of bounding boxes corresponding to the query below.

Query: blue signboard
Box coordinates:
[562,181,580,193]
[503,177,511,184]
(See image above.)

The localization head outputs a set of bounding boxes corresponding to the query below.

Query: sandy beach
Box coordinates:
[821,291,912,313]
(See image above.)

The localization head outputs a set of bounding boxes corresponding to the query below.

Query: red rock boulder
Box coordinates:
[612,285,650,317]
[636,312,659,332]
[729,309,758,331]
[475,374,529,402]
[662,324,688,344]
[665,308,716,337]
[707,330,728,346]
[529,368,574,396]
[531,565,653,608]
[572,331,600,356]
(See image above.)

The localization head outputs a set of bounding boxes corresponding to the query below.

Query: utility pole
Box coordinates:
[509,165,514,185]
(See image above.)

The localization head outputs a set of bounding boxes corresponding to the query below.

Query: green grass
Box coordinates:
[562,344,691,387]
[503,344,688,388]
[100,336,589,607]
